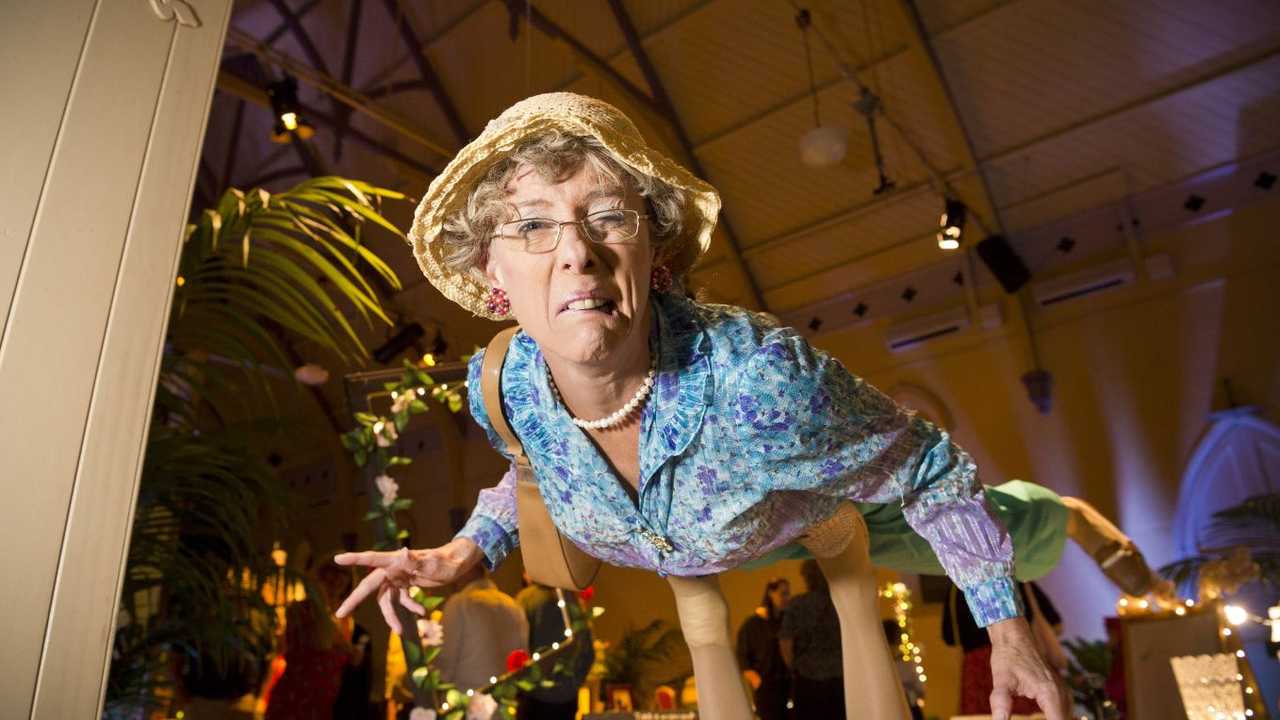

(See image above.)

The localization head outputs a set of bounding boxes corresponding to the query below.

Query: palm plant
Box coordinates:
[106,177,406,715]
[1159,493,1280,592]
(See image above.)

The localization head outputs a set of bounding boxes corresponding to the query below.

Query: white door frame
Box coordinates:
[0,1,232,716]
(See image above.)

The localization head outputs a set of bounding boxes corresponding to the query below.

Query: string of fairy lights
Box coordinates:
[882,581,927,685]
[1116,594,1274,720]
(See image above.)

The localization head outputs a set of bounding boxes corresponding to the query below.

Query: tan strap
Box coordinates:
[478,327,601,591]
[481,327,526,467]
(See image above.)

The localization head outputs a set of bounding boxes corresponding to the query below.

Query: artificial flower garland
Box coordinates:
[341,357,602,718]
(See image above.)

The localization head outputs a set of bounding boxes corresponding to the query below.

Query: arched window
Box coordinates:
[1172,408,1280,560]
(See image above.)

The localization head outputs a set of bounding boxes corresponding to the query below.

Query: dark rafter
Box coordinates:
[268,0,331,74]
[503,0,662,118]
[300,101,435,177]
[220,99,246,190]
[605,0,767,310]
[334,0,364,161]
[196,158,219,209]
[380,0,469,146]
[365,79,433,101]
[262,0,322,47]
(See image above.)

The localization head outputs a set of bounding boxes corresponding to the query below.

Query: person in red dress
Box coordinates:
[266,562,356,720]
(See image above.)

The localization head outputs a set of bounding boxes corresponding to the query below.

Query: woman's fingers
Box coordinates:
[399,587,426,616]
[334,550,401,568]
[378,586,403,635]
[336,567,386,618]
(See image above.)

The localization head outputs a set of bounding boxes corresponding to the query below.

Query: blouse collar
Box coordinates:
[514,293,711,486]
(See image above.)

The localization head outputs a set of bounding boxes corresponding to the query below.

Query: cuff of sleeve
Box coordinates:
[455,514,516,570]
[964,576,1024,627]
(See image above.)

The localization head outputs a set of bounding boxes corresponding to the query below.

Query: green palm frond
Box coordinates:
[170,176,405,381]
[1212,493,1280,535]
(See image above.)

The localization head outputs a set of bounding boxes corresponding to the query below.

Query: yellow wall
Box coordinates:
[806,196,1280,716]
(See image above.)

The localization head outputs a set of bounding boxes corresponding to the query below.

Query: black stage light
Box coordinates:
[268,76,315,143]
[976,234,1032,294]
[938,199,966,250]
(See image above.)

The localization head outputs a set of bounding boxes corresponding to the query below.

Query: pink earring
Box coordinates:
[650,265,673,293]
[485,287,510,316]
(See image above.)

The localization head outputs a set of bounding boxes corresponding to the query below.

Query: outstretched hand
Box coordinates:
[987,617,1070,720]
[333,537,483,634]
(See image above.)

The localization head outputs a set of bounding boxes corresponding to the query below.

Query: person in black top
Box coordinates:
[736,577,792,720]
[943,580,1066,715]
[780,561,845,719]
[514,581,594,720]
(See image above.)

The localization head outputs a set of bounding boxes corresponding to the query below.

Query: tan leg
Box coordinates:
[802,504,911,720]
[1063,496,1171,598]
[667,574,754,720]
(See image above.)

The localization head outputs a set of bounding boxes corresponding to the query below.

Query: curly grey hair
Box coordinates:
[438,130,692,284]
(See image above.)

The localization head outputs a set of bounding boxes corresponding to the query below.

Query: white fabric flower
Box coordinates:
[391,391,414,414]
[465,693,498,720]
[408,708,437,720]
[374,474,398,506]
[374,420,399,447]
[417,617,444,647]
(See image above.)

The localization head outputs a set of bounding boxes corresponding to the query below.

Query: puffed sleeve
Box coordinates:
[733,329,1022,626]
[453,349,520,569]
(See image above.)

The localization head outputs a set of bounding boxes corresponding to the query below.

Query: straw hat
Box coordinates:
[408,92,721,321]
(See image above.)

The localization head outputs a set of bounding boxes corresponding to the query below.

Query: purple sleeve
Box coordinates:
[454,464,519,569]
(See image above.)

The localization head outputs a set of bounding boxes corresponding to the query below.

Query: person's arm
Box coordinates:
[778,638,795,669]
[736,619,762,689]
[778,608,796,670]
[733,331,1020,627]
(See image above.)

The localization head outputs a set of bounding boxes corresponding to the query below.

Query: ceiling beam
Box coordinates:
[605,0,767,312]
[334,0,365,162]
[267,0,331,75]
[380,0,470,146]
[220,99,247,190]
[365,79,433,100]
[216,70,438,178]
[261,0,323,47]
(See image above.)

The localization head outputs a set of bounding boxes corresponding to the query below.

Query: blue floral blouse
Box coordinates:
[456,293,1021,626]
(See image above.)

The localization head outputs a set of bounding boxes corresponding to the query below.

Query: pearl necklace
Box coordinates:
[548,358,657,431]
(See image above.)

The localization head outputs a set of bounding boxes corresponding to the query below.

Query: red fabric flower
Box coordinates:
[580,586,595,604]
[506,649,530,672]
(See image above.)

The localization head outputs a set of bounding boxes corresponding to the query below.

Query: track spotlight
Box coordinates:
[937,199,966,250]
[268,76,314,143]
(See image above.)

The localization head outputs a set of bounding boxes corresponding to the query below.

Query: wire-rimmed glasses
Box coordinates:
[493,209,648,254]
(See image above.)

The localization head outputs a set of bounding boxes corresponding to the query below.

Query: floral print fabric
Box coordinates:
[456,294,1020,626]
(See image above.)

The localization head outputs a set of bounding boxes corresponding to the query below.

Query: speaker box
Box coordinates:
[976,234,1032,293]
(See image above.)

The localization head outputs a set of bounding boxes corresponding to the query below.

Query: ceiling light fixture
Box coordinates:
[268,76,315,144]
[937,198,966,250]
[796,9,848,168]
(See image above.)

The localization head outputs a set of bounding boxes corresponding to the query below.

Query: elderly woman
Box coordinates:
[336,93,1165,720]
